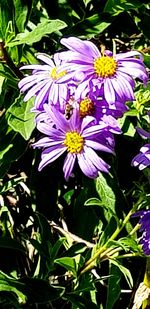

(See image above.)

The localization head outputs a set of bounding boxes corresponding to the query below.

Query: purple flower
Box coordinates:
[136,127,150,139]
[78,95,128,120]
[18,53,73,111]
[33,104,115,180]
[59,37,148,105]
[132,127,150,170]
[76,96,122,134]
[131,144,150,170]
[133,210,150,255]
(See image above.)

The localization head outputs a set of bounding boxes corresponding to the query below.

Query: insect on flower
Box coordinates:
[65,102,74,120]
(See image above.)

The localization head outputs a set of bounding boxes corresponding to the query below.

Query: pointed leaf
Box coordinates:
[0,271,26,303]
[0,237,25,252]
[55,257,77,277]
[106,262,121,309]
[95,173,117,221]
[0,272,65,304]
[110,259,133,288]
[84,197,117,217]
[64,293,99,309]
[7,19,67,46]
[13,0,31,32]
[8,95,35,140]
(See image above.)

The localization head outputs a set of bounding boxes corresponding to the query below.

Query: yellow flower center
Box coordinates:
[50,67,67,80]
[63,131,84,153]
[79,97,95,118]
[93,56,117,78]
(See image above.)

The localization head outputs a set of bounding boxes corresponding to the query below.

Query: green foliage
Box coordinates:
[6,19,67,47]
[0,237,25,252]
[8,95,36,140]
[95,173,117,221]
[13,0,31,32]
[106,263,121,309]
[0,271,65,304]
[0,0,150,308]
[104,0,143,16]
[65,14,111,38]
[110,259,133,288]
[0,271,26,304]
[64,293,99,309]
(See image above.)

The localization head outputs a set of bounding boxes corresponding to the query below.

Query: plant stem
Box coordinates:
[129,223,140,236]
[0,41,24,79]
[80,208,134,275]
[116,253,141,259]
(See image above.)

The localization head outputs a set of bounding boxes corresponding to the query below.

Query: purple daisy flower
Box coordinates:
[78,99,121,148]
[132,127,150,170]
[59,37,148,105]
[18,53,73,111]
[78,95,127,121]
[74,96,122,136]
[33,104,115,180]
[136,127,150,139]
[133,210,150,255]
[131,144,150,170]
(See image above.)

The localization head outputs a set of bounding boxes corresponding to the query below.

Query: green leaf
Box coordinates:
[110,259,133,288]
[65,0,85,19]
[0,291,20,308]
[29,239,49,259]
[0,144,13,161]
[106,262,121,309]
[8,95,36,140]
[84,197,117,218]
[0,0,14,39]
[135,82,150,106]
[0,237,25,253]
[119,236,141,253]
[117,114,136,137]
[95,173,116,221]
[51,238,66,260]
[0,177,24,194]
[63,189,74,205]
[0,271,65,304]
[124,121,136,137]
[137,12,150,40]
[104,0,143,16]
[55,257,77,277]
[75,272,96,294]
[20,277,65,303]
[144,54,150,69]
[84,14,111,34]
[6,19,67,47]
[0,129,27,178]
[35,212,53,243]
[67,14,111,38]
[64,293,99,309]
[13,0,31,32]
[4,20,15,45]
[0,64,19,89]
[0,76,5,94]
[99,217,117,246]
[0,271,26,303]
[64,243,87,258]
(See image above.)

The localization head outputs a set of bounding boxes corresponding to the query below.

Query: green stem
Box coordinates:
[115,253,141,259]
[0,41,23,79]
[80,208,134,275]
[129,223,140,236]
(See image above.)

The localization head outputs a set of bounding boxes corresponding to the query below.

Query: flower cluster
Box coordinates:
[132,210,150,255]
[19,37,148,180]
